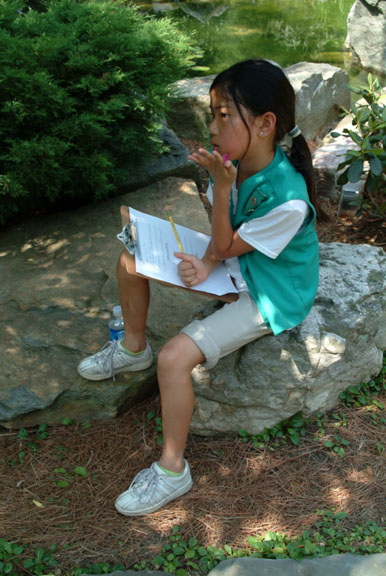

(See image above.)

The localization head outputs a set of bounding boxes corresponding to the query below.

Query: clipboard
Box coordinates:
[117,207,239,303]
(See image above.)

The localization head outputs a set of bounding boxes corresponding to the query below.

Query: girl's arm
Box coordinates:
[189,148,254,260]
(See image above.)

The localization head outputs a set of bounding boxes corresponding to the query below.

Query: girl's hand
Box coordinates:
[188,148,236,189]
[175,252,212,287]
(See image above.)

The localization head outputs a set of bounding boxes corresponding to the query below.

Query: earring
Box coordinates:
[260,131,264,136]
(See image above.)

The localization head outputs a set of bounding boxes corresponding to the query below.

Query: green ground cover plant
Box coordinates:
[0,0,195,225]
[1,510,385,576]
[2,356,385,575]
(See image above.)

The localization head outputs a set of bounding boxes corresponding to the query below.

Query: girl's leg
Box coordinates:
[116,249,149,353]
[156,334,205,473]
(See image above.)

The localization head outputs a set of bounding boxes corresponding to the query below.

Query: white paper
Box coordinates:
[129,207,238,296]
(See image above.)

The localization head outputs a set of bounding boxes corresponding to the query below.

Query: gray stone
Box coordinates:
[346,0,386,75]
[190,242,386,436]
[312,115,358,202]
[208,554,386,576]
[0,177,210,428]
[121,124,200,192]
[168,63,350,141]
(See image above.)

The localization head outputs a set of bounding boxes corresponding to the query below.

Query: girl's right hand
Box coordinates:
[188,148,236,189]
[175,252,211,287]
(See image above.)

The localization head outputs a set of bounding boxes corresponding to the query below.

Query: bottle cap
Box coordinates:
[112,305,122,317]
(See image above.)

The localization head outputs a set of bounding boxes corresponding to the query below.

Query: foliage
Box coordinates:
[1,510,385,575]
[0,0,195,225]
[331,74,386,217]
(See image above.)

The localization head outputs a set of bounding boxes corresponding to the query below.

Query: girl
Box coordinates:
[78,59,320,516]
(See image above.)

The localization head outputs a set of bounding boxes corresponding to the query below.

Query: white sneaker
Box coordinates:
[77,340,153,381]
[115,461,193,516]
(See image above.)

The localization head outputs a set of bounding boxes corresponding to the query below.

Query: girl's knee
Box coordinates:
[158,339,183,374]
[157,335,204,376]
[116,250,136,279]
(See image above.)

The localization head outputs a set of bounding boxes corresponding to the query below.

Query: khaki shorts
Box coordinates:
[181,291,272,369]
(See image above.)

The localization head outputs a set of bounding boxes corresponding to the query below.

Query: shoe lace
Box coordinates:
[94,340,118,381]
[130,465,160,503]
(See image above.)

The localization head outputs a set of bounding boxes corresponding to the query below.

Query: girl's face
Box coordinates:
[208,88,255,162]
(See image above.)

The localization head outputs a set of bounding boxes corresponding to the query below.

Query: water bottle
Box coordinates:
[109,305,125,341]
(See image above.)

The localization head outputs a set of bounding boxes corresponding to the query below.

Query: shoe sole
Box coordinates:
[114,478,193,516]
[77,357,153,381]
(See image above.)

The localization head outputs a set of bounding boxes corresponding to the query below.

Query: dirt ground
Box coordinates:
[1,155,385,572]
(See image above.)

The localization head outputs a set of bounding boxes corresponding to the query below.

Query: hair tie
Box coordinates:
[289,125,301,138]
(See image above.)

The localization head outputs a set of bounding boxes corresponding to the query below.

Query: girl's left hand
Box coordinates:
[189,148,236,189]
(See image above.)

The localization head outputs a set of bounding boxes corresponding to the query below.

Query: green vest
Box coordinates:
[231,146,319,335]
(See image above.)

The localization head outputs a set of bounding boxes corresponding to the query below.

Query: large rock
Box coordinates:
[168,63,350,141]
[1,179,385,432]
[346,0,386,75]
[190,242,386,436]
[209,554,386,576]
[0,177,210,428]
[121,124,199,192]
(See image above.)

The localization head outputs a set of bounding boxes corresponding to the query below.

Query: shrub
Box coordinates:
[0,0,195,224]
[331,74,386,218]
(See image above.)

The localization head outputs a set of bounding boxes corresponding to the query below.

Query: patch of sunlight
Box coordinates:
[228,25,264,36]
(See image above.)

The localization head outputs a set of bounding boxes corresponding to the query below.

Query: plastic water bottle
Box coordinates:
[109,305,125,341]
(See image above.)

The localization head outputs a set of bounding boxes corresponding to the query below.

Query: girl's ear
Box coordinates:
[256,112,276,137]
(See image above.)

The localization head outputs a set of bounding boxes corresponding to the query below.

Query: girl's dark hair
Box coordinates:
[211,59,325,221]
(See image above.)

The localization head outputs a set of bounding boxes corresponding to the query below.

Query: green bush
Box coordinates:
[0,0,194,225]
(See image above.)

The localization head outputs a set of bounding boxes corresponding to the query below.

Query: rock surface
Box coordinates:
[209,554,386,576]
[168,62,350,141]
[0,177,211,428]
[190,243,386,436]
[121,124,199,192]
[1,172,385,431]
[87,552,386,576]
[346,0,386,75]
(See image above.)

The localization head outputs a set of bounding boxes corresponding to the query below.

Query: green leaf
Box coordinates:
[330,131,341,138]
[372,400,384,409]
[61,418,74,426]
[74,466,88,477]
[56,480,70,488]
[324,440,334,448]
[17,428,29,440]
[369,156,383,176]
[347,159,364,182]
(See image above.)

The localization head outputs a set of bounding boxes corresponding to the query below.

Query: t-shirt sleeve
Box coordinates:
[238,200,310,259]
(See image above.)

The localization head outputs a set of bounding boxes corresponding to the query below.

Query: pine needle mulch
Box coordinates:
[1,389,385,573]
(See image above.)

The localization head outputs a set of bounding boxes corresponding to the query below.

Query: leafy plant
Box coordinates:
[331,74,386,217]
[323,434,350,457]
[0,0,195,225]
[147,410,163,445]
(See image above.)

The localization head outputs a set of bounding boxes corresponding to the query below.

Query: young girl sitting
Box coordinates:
[78,59,321,516]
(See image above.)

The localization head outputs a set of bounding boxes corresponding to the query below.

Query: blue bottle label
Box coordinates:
[110,328,125,341]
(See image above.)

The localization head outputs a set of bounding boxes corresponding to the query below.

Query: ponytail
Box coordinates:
[289,133,328,223]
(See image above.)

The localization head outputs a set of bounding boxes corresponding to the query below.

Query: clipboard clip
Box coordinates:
[117,221,138,255]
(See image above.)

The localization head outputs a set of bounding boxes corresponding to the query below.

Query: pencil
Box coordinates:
[167,211,184,253]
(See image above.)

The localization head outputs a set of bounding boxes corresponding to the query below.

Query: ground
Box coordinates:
[1,152,385,573]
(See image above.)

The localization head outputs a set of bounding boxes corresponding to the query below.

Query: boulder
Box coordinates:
[168,63,350,141]
[346,0,386,75]
[312,115,358,202]
[1,178,385,433]
[190,242,386,436]
[120,124,199,192]
[208,554,386,576]
[0,177,211,428]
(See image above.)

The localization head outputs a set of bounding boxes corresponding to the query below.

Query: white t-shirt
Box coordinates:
[207,182,310,291]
